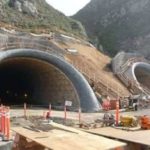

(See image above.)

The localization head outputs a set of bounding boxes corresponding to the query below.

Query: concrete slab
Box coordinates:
[85,127,150,146]
[11,124,126,150]
[113,126,141,131]
[0,141,13,150]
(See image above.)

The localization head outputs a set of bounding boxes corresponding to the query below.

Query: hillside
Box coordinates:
[0,0,130,98]
[73,0,150,59]
[0,28,130,98]
[0,0,86,38]
[51,34,130,97]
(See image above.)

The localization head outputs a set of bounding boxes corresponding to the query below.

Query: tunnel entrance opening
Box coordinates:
[0,57,78,109]
[134,66,150,90]
[0,49,100,112]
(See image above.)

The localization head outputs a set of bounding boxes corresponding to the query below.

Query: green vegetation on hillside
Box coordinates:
[0,0,86,38]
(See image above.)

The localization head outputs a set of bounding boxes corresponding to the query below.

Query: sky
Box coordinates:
[46,0,90,16]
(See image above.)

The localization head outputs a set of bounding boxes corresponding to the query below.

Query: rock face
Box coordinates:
[73,0,150,59]
[0,0,86,38]
[9,0,38,16]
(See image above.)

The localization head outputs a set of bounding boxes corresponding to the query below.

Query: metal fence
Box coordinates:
[0,35,65,58]
[70,60,126,98]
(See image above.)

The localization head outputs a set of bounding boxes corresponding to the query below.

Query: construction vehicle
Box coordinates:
[128,95,139,111]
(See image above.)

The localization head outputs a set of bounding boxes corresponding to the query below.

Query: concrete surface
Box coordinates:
[86,127,150,146]
[10,108,150,123]
[11,124,126,150]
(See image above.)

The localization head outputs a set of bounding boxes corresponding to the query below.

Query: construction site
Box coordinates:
[0,28,150,150]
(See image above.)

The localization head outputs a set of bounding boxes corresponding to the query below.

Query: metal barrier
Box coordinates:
[0,105,10,141]
[70,60,126,98]
[0,34,65,58]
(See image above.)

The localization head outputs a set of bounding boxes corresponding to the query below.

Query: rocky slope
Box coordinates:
[0,29,130,98]
[73,0,150,59]
[0,0,86,38]
[0,0,130,98]
[53,34,130,97]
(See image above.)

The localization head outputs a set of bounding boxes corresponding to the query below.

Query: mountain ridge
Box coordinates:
[73,0,150,59]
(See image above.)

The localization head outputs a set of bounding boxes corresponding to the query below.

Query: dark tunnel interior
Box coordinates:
[134,65,150,90]
[0,57,78,108]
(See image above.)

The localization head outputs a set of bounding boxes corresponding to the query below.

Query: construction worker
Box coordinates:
[103,113,115,126]
[102,95,111,111]
[103,113,110,126]
[46,111,51,123]
[109,114,115,126]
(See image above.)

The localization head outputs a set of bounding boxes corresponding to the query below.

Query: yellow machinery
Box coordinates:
[120,116,138,127]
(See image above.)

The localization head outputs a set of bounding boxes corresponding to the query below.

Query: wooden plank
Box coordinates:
[85,127,150,146]
[113,126,141,131]
[11,125,126,150]
[50,122,83,134]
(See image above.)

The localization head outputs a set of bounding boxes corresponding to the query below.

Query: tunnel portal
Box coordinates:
[134,63,150,90]
[0,58,78,108]
[0,49,100,112]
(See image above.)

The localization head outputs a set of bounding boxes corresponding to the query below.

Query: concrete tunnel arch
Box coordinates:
[131,62,150,90]
[0,49,100,112]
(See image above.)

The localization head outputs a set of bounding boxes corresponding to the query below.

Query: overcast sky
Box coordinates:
[46,0,90,16]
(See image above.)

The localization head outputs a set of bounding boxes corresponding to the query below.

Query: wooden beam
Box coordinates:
[11,123,126,150]
[85,127,150,146]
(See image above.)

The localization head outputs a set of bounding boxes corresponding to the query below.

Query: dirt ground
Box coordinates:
[53,38,130,97]
[10,108,150,125]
